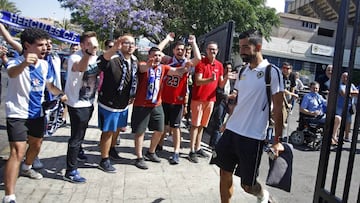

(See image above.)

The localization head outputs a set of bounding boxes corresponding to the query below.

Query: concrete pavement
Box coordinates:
[0,103,262,203]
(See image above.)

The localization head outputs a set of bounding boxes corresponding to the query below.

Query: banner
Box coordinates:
[0,10,80,43]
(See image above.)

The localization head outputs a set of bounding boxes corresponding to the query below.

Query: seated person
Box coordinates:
[300,81,327,124]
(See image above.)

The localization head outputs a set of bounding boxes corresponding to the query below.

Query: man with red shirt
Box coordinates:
[131,47,191,169]
[188,41,228,163]
[157,33,201,164]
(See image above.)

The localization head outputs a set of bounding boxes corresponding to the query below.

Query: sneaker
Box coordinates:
[344,137,351,142]
[257,190,272,203]
[188,152,198,163]
[169,153,180,165]
[196,148,209,158]
[144,151,161,163]
[109,147,122,161]
[2,197,16,203]
[135,158,148,170]
[98,159,117,173]
[21,168,43,180]
[77,149,88,162]
[32,156,44,170]
[63,169,86,184]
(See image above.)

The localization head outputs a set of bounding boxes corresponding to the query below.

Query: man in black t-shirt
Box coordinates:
[281,62,298,107]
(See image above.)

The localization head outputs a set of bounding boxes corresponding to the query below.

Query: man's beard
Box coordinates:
[241,54,256,63]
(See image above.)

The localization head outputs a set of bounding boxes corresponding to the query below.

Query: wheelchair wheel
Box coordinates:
[290,131,304,146]
[311,140,322,151]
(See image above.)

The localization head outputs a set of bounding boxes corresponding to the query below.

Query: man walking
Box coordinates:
[210,29,284,203]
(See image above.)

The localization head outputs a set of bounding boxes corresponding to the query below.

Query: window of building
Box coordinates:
[302,21,317,29]
[318,27,334,37]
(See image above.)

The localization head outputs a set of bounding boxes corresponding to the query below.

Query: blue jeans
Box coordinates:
[66,105,94,171]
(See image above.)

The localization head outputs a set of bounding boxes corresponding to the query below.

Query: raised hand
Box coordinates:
[24,53,38,65]
[188,35,196,44]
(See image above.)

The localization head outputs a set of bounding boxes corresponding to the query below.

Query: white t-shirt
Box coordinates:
[226,59,284,140]
[65,50,99,108]
[6,56,51,119]
[48,53,62,90]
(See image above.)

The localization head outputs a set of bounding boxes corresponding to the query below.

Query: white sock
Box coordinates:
[21,163,32,171]
[4,194,16,202]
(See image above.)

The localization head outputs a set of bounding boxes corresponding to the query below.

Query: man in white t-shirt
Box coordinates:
[63,31,99,184]
[210,29,285,203]
[3,28,67,203]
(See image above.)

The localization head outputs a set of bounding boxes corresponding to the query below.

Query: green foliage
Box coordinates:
[58,0,279,43]
[154,0,279,41]
[0,0,20,13]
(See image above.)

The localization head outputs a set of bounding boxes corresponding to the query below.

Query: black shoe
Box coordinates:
[196,148,209,158]
[144,151,161,163]
[135,158,148,170]
[98,159,117,173]
[188,151,198,163]
[109,147,122,161]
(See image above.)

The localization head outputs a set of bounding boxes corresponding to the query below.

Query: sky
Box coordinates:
[11,0,71,20]
[10,0,285,20]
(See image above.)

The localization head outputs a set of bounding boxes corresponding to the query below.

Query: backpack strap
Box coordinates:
[265,64,272,125]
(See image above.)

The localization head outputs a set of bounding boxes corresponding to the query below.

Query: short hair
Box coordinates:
[239,29,263,46]
[104,39,114,47]
[148,46,160,55]
[185,45,192,51]
[20,28,50,50]
[70,43,79,48]
[282,62,292,68]
[224,60,232,66]
[206,41,218,48]
[174,40,185,47]
[310,81,319,87]
[80,31,97,43]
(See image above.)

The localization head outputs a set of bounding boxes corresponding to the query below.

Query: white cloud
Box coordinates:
[266,0,285,13]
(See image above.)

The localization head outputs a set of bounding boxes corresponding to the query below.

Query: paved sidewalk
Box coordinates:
[0,104,260,203]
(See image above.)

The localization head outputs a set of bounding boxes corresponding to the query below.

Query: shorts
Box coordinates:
[98,105,128,132]
[131,105,164,134]
[210,129,264,186]
[162,102,183,128]
[6,117,45,142]
[191,100,214,127]
[336,106,352,122]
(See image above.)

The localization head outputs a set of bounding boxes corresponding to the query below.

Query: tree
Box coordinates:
[58,0,279,43]
[0,0,20,13]
[58,0,166,41]
[154,0,279,41]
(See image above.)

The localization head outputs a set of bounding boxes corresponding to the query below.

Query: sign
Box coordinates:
[0,10,80,43]
[311,44,334,57]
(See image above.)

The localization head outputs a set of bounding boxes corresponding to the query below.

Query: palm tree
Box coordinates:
[0,0,20,14]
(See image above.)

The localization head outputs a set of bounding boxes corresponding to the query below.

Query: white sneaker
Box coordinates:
[257,190,269,203]
[21,169,43,180]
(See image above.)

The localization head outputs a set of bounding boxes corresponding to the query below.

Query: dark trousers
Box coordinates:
[66,105,94,171]
[208,100,228,148]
